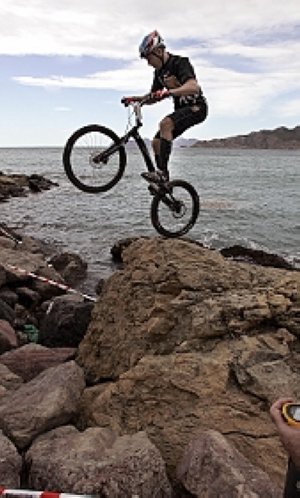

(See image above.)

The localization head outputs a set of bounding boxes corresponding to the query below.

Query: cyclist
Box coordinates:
[122,30,208,182]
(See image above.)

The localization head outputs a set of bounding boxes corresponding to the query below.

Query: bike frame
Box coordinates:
[101,102,155,173]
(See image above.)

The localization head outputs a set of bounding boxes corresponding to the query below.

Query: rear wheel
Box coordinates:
[63,124,126,193]
[150,179,200,237]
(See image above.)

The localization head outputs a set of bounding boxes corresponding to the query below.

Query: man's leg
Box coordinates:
[157,116,174,180]
[152,137,161,170]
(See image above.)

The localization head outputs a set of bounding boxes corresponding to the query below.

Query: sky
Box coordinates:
[1,0,300,146]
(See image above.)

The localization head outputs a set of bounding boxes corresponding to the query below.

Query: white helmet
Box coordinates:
[139,30,165,58]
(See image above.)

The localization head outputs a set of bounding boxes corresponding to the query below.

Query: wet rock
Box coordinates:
[110,236,149,263]
[0,172,58,202]
[49,252,87,286]
[220,245,295,270]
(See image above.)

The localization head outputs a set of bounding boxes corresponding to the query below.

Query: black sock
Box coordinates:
[154,154,161,170]
[159,138,172,179]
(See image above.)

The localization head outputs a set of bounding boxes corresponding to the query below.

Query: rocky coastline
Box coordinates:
[193,124,300,149]
[0,171,59,202]
[0,175,299,496]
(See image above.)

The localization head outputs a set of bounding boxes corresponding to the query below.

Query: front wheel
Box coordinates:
[150,180,200,237]
[63,124,127,193]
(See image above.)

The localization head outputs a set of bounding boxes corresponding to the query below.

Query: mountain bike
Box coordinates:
[62,98,200,237]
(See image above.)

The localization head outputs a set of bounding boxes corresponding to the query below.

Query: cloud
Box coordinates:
[1,0,300,57]
[13,60,150,91]
[4,0,300,133]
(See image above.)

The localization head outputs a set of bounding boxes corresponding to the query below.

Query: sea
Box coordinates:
[0,146,299,293]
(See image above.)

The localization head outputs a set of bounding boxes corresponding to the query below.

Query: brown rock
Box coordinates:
[75,238,300,488]
[176,429,282,497]
[83,349,294,486]
[0,343,76,381]
[0,430,22,487]
[49,252,87,286]
[0,319,18,353]
[0,363,23,392]
[27,426,172,497]
[77,238,300,382]
[0,360,85,449]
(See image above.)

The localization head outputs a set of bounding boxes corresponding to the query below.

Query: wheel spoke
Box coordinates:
[151,180,200,237]
[63,125,126,193]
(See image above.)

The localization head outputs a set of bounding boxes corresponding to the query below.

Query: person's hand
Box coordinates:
[151,89,171,101]
[270,398,300,470]
[121,96,139,106]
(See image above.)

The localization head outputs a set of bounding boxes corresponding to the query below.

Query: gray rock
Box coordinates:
[176,429,282,497]
[0,298,15,326]
[0,360,85,449]
[0,363,23,392]
[39,295,93,347]
[0,319,18,353]
[27,426,172,497]
[0,430,22,487]
[0,343,76,381]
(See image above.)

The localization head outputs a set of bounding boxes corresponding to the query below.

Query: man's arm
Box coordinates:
[270,398,300,470]
[167,77,200,98]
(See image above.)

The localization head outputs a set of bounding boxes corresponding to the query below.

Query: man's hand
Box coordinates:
[151,89,171,101]
[121,96,140,106]
[270,398,300,470]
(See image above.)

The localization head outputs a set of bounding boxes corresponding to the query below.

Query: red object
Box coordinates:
[151,89,170,100]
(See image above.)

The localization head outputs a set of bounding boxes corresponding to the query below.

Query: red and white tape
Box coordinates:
[0,489,96,498]
[2,263,97,303]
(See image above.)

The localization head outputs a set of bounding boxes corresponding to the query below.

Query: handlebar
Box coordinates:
[121,90,170,108]
[121,90,170,126]
[121,97,148,107]
[121,98,149,126]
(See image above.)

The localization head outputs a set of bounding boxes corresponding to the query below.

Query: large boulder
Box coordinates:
[77,238,299,382]
[0,319,18,353]
[39,295,94,347]
[49,252,87,286]
[0,430,22,487]
[0,363,23,395]
[76,237,300,488]
[176,429,282,497]
[0,244,66,300]
[0,361,85,449]
[0,298,15,326]
[81,349,297,486]
[26,426,172,497]
[0,343,76,381]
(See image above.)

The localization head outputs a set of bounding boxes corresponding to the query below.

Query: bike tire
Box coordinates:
[63,124,127,193]
[150,179,200,237]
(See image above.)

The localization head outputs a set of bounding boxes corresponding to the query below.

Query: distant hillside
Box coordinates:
[193,125,300,149]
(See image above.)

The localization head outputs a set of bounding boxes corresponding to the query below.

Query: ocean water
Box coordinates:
[0,146,299,292]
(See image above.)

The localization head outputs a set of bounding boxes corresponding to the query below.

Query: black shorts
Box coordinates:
[155,101,208,140]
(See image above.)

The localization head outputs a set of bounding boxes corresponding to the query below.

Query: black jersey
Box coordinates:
[151,53,206,110]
